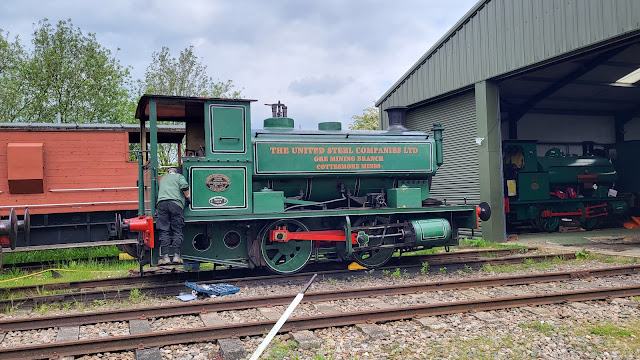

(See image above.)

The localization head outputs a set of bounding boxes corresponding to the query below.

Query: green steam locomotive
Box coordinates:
[503,140,632,232]
[116,95,490,274]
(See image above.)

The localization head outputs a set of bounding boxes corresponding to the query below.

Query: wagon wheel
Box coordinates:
[535,206,559,233]
[117,244,140,259]
[8,208,17,250]
[21,208,30,246]
[259,219,313,274]
[351,216,395,268]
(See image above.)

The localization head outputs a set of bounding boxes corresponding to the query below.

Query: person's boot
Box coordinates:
[172,254,183,264]
[158,254,171,265]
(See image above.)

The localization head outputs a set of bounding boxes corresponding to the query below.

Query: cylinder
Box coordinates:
[410,218,451,246]
[608,200,628,214]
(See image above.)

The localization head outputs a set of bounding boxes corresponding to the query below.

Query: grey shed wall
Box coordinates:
[406,92,479,205]
[378,0,640,127]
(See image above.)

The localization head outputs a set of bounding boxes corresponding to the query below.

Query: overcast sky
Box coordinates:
[1,0,477,128]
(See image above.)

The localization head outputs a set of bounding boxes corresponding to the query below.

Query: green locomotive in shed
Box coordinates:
[503,140,632,232]
[116,95,490,274]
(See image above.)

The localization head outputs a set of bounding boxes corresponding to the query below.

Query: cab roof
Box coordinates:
[135,94,257,121]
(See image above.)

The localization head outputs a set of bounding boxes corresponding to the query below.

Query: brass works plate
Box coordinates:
[205,174,231,192]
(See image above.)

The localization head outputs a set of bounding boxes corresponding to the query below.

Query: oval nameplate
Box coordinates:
[209,196,229,207]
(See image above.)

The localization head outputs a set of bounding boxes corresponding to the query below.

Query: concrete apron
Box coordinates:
[512,228,640,258]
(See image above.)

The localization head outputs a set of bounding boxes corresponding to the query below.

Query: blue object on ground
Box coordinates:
[176,293,197,301]
[185,281,240,296]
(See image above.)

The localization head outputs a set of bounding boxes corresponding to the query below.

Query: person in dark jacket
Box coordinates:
[157,167,189,264]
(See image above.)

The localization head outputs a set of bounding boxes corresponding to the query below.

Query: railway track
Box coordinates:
[2,247,530,293]
[0,248,551,308]
[0,265,638,359]
[0,264,637,332]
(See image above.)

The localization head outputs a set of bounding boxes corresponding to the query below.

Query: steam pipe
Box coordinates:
[431,123,444,167]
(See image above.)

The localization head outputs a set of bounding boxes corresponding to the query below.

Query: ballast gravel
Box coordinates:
[240,298,640,360]
[150,314,203,331]
[79,321,129,339]
[75,351,135,360]
[1,256,639,359]
[0,327,57,348]
[159,342,220,360]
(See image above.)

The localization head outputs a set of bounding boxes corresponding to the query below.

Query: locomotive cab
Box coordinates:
[131,95,255,266]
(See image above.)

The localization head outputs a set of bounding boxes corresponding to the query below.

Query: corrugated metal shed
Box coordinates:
[377,0,640,126]
[406,92,479,204]
[406,91,481,236]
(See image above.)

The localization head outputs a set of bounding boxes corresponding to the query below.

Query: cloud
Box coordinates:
[288,75,353,97]
[0,0,478,129]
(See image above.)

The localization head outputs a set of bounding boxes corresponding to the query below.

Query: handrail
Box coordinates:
[0,201,137,209]
[50,187,138,192]
[255,132,428,139]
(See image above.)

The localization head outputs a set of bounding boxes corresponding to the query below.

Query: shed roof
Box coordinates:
[376,0,640,108]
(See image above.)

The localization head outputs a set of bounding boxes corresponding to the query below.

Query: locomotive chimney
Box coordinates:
[385,106,408,132]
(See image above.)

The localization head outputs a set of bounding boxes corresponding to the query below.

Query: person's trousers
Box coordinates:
[156,200,184,256]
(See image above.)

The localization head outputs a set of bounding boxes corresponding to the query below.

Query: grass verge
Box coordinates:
[395,318,640,359]
[460,238,528,250]
[3,246,122,265]
[0,259,138,290]
[480,256,569,273]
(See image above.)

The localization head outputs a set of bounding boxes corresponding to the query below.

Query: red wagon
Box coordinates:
[0,123,183,255]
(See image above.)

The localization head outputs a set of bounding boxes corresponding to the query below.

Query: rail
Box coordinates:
[0,264,637,332]
[1,283,639,359]
[0,254,575,309]
[0,249,547,308]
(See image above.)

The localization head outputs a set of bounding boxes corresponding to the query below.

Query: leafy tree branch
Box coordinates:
[349,106,379,130]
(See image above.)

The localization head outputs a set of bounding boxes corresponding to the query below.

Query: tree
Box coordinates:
[349,106,379,130]
[24,19,133,123]
[137,46,243,167]
[137,46,241,98]
[0,30,28,122]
